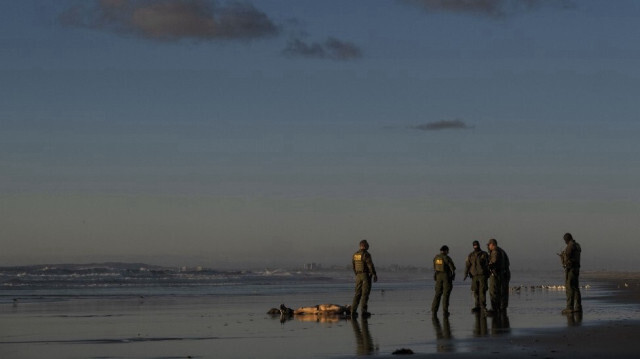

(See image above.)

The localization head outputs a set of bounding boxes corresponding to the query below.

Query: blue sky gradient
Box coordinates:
[2,0,639,269]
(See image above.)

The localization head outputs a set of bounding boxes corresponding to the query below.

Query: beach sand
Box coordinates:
[505,271,640,359]
[1,271,639,359]
[384,318,640,359]
[381,271,640,359]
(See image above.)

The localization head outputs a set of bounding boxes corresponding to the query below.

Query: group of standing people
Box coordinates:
[350,233,582,319]
[431,238,510,317]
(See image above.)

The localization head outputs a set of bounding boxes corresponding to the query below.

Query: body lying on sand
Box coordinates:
[268,303,352,318]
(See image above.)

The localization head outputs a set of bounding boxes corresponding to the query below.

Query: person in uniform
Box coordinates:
[464,240,489,313]
[559,232,582,314]
[351,239,377,318]
[431,245,456,317]
[500,244,510,311]
[487,238,510,315]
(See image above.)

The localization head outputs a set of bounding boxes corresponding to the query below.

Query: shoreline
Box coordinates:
[378,271,640,358]
[1,270,638,359]
[582,271,640,304]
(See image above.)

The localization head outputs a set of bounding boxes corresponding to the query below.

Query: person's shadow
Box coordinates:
[432,315,455,352]
[352,317,376,355]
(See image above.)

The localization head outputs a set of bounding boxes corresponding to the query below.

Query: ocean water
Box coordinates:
[0,264,638,359]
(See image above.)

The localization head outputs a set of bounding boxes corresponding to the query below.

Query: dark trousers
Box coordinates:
[565,268,582,310]
[500,274,510,310]
[352,273,372,313]
[431,272,453,313]
[489,274,501,311]
[489,274,509,311]
[471,274,488,309]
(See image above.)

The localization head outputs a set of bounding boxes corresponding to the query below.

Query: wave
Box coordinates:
[0,262,348,293]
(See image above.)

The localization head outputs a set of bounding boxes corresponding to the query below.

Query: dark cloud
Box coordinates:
[412,120,471,131]
[58,0,279,41]
[283,37,362,61]
[400,0,575,18]
[324,37,363,60]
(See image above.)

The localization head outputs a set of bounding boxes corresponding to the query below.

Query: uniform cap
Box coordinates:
[440,245,449,252]
[472,240,480,246]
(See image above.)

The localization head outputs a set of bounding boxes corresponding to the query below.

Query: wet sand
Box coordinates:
[506,272,640,359]
[379,271,640,359]
[1,271,638,358]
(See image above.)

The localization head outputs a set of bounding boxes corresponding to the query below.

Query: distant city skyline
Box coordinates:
[2,1,639,270]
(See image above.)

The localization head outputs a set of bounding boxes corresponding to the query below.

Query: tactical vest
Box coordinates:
[434,254,446,272]
[353,251,366,273]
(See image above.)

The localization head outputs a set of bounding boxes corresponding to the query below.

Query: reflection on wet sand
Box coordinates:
[351,317,376,355]
[292,314,343,323]
[473,312,488,337]
[432,315,455,352]
[490,313,511,336]
[272,312,345,323]
[566,311,583,326]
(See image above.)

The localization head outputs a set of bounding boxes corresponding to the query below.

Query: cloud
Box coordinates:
[411,119,471,131]
[58,0,279,41]
[400,0,575,18]
[283,37,363,61]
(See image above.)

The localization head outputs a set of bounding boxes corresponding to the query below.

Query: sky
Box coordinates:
[1,0,640,270]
